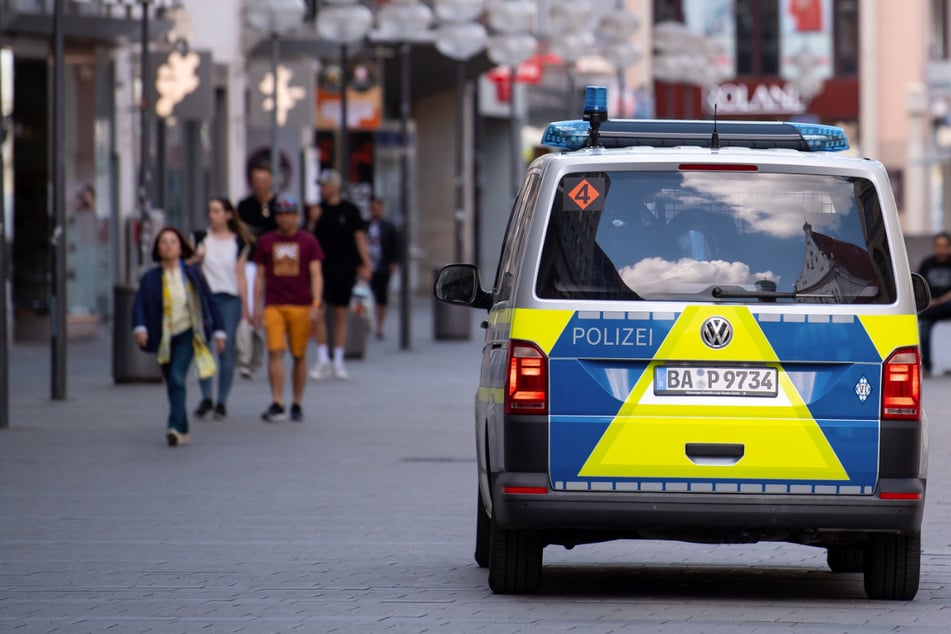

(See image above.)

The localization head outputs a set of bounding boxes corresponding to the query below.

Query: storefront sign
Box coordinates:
[149,50,213,120]
[705,82,805,115]
[315,60,381,130]
[248,61,315,130]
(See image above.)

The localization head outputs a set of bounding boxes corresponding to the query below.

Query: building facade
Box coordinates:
[648,0,951,240]
[6,0,945,345]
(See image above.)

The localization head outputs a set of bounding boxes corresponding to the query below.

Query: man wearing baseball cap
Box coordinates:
[308,169,372,380]
[253,198,324,422]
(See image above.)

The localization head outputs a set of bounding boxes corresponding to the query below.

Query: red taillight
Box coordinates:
[505,340,548,415]
[678,163,758,171]
[502,486,549,495]
[878,491,922,500]
[881,347,921,420]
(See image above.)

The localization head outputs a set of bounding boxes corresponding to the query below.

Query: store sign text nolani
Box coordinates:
[705,82,807,115]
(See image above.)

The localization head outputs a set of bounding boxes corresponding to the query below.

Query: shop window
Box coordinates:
[931,0,950,60]
[735,0,780,76]
[834,0,859,75]
[653,0,683,23]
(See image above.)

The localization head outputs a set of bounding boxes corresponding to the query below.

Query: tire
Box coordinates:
[474,489,490,568]
[487,512,543,594]
[827,546,864,573]
[863,534,921,600]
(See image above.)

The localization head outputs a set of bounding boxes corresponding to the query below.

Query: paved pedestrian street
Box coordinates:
[2,308,951,633]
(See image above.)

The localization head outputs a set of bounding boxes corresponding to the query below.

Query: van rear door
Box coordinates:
[533,169,909,495]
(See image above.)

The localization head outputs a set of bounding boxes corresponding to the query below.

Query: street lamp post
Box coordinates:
[548,0,594,119]
[246,0,306,195]
[371,0,433,350]
[270,32,280,186]
[0,29,9,426]
[487,0,537,197]
[598,6,641,118]
[51,0,67,400]
[434,0,488,263]
[316,0,374,190]
[139,0,152,262]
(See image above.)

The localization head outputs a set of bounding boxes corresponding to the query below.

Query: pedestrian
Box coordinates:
[366,196,400,340]
[308,169,372,380]
[253,198,324,422]
[235,161,279,379]
[918,231,951,375]
[132,227,226,447]
[190,196,253,420]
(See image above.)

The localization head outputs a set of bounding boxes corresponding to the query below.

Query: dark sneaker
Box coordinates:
[261,402,286,422]
[213,402,227,420]
[290,403,303,422]
[194,398,214,419]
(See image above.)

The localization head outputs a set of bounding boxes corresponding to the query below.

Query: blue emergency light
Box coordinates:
[542,86,850,153]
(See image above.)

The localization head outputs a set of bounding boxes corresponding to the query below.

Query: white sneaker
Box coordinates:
[166,429,189,446]
[333,363,350,380]
[310,361,333,380]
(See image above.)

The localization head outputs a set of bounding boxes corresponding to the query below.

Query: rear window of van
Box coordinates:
[535,170,896,304]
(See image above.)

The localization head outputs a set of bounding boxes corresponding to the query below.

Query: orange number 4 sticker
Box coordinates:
[564,176,605,212]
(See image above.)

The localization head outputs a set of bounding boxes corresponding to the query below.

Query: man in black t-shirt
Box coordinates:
[918,231,951,374]
[308,169,372,380]
[237,163,279,239]
[234,162,279,379]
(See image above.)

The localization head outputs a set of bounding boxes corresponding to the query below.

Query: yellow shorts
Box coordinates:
[263,305,312,358]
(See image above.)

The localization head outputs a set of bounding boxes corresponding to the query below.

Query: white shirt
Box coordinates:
[201,233,240,296]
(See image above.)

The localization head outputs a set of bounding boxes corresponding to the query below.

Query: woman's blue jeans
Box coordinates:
[161,329,195,434]
[200,293,241,405]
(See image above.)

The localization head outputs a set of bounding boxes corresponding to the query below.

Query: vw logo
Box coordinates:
[701,316,733,349]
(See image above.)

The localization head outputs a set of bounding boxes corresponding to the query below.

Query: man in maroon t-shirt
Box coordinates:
[253,199,324,422]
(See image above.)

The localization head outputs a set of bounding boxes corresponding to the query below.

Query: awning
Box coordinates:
[1,5,173,43]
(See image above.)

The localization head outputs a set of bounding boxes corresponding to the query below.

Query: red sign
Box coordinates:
[486,53,562,102]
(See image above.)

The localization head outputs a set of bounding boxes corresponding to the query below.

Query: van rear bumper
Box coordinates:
[492,473,925,540]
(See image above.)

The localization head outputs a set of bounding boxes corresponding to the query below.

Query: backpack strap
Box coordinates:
[191,229,207,248]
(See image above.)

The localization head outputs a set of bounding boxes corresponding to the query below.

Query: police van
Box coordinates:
[434,87,930,599]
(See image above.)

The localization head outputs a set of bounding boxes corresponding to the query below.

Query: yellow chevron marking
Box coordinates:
[655,305,779,362]
[511,308,574,355]
[858,314,919,360]
[579,306,848,481]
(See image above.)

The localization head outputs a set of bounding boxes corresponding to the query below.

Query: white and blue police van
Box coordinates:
[435,86,930,599]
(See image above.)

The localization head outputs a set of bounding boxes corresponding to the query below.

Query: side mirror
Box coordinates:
[433,264,492,309]
[911,273,931,313]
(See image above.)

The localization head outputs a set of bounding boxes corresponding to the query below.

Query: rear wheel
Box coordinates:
[474,489,490,568]
[487,511,542,594]
[827,546,864,573]
[863,534,920,600]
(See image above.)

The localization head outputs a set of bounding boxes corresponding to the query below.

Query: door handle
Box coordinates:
[685,443,745,466]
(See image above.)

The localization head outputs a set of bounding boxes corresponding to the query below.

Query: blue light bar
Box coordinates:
[540,120,591,150]
[787,122,850,151]
[583,86,608,121]
[539,119,851,152]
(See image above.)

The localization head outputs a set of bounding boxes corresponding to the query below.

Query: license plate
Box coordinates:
[654,366,778,397]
